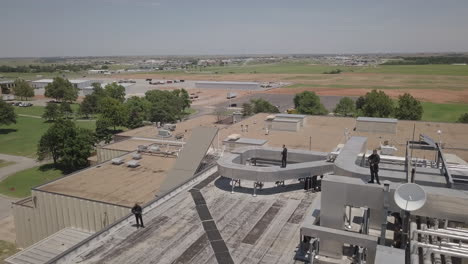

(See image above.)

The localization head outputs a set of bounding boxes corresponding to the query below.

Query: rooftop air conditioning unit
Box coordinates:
[137,145,148,152]
[158,129,172,138]
[127,160,140,168]
[380,144,398,156]
[132,153,142,160]
[111,158,124,165]
[149,145,160,152]
[265,115,276,121]
[227,134,241,141]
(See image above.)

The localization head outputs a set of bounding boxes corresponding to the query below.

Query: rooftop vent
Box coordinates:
[149,145,160,152]
[227,134,241,141]
[111,158,124,165]
[127,160,140,168]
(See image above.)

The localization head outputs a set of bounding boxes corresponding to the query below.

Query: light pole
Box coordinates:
[437,130,442,147]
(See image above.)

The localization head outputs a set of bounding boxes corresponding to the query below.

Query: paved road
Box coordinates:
[0,153,42,182]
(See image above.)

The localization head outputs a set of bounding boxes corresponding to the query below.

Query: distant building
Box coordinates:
[0,80,15,94]
[87,69,109,74]
[31,79,94,89]
[195,81,260,90]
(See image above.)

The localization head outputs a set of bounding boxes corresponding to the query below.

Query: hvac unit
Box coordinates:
[111,158,124,165]
[132,153,142,160]
[127,160,140,168]
[158,129,172,138]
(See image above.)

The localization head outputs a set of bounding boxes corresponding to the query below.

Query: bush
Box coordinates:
[458,113,468,123]
[334,97,355,117]
[293,91,328,115]
[395,93,423,120]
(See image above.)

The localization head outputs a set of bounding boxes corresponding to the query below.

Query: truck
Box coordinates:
[227,92,237,99]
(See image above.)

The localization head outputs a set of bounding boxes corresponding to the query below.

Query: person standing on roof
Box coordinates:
[132,203,144,228]
[368,149,381,184]
[281,145,288,168]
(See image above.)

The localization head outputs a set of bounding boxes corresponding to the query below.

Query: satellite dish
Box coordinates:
[394,183,426,212]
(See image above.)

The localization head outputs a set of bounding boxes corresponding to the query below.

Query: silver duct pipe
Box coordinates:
[414,229,468,242]
[446,227,468,235]
[431,219,442,264]
[420,219,431,264]
[412,242,468,258]
[441,241,468,249]
[410,221,419,264]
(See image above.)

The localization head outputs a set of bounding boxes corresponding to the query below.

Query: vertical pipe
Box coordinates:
[410,220,419,264]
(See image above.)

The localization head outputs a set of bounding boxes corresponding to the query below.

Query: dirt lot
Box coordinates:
[114,72,468,104]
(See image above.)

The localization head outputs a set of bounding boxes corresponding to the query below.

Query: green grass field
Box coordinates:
[0,160,15,168]
[14,104,81,117]
[0,116,96,157]
[0,240,19,263]
[181,62,468,76]
[0,164,63,198]
[421,102,468,122]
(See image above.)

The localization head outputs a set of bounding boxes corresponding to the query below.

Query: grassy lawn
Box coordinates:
[0,160,15,168]
[0,164,63,198]
[14,104,81,117]
[184,108,197,115]
[0,240,19,263]
[421,102,468,122]
[14,105,46,116]
[0,116,96,157]
[180,63,468,76]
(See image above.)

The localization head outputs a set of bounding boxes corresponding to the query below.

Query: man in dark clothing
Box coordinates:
[281,145,288,168]
[132,203,144,228]
[368,149,381,184]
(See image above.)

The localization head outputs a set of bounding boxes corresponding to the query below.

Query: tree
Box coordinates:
[125,97,150,129]
[395,93,423,120]
[95,117,113,144]
[12,79,34,100]
[250,98,279,113]
[242,103,253,116]
[37,119,94,171]
[355,96,366,110]
[44,77,78,102]
[42,103,62,121]
[0,100,16,126]
[104,83,126,102]
[458,113,468,123]
[60,127,95,171]
[145,90,188,123]
[59,102,73,118]
[334,97,356,117]
[361,90,393,117]
[100,97,126,131]
[91,82,106,98]
[293,91,328,115]
[172,89,191,110]
[79,94,99,118]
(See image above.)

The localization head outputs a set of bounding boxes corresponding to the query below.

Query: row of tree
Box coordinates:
[0,64,93,73]
[238,89,467,123]
[383,56,468,65]
[334,90,424,120]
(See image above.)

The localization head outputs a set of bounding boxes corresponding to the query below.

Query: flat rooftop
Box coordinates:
[115,115,227,140]
[56,177,315,264]
[217,114,468,161]
[38,153,176,207]
[101,138,156,152]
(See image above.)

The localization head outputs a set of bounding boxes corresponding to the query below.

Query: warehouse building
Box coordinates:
[195,81,260,90]
[31,79,94,89]
[10,125,218,252]
[7,114,468,264]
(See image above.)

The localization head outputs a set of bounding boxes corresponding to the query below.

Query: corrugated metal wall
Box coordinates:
[13,190,129,248]
[97,148,128,163]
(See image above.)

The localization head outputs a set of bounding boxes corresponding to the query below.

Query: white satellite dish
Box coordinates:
[394,183,427,212]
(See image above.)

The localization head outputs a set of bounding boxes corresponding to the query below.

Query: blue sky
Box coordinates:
[1,0,468,57]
